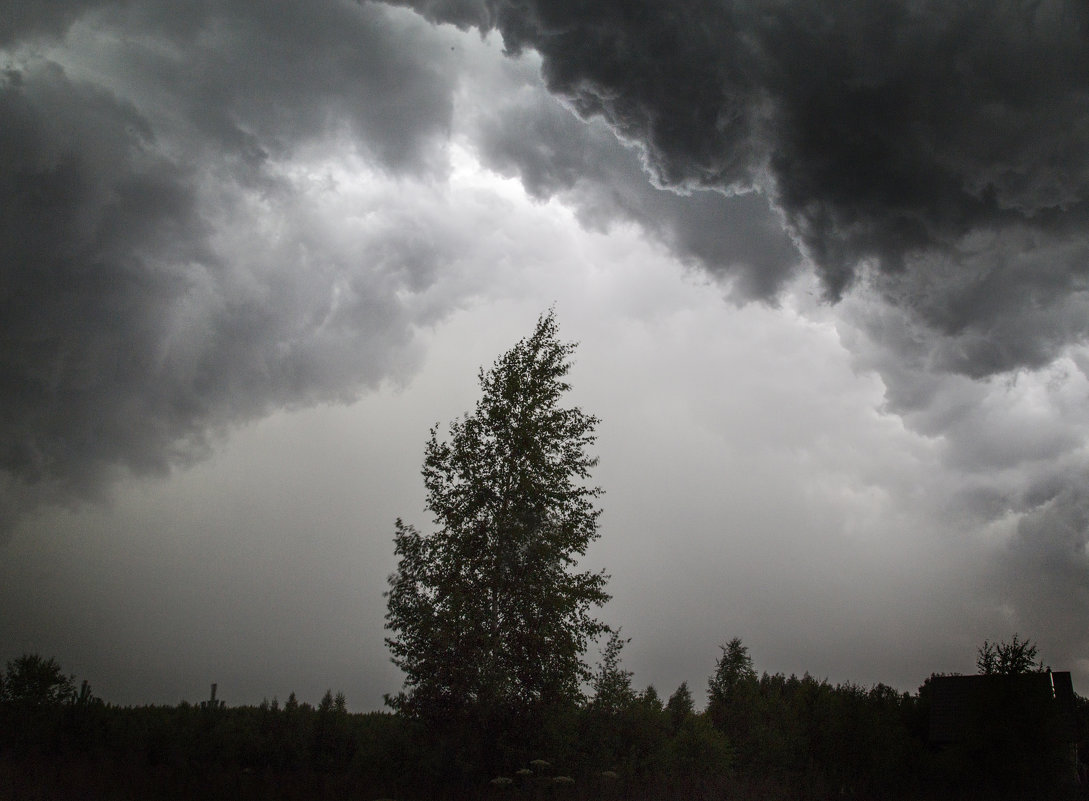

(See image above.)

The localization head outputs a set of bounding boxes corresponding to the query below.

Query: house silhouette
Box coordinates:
[927,670,1080,795]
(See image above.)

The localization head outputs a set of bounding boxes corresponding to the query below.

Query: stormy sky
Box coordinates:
[2,0,1088,707]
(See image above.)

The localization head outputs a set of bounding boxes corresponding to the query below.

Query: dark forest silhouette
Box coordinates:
[1,638,1085,801]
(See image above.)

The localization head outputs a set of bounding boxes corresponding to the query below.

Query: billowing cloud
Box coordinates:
[0,1,470,534]
[997,482,1089,663]
[394,0,1089,373]
[467,68,802,300]
[836,288,1089,674]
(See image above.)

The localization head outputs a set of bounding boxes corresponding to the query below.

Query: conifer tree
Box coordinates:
[707,637,757,706]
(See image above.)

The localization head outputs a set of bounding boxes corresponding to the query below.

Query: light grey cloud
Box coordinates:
[836,285,1089,676]
[991,479,1089,676]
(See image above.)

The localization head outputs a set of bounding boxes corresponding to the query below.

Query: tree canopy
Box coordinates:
[0,654,76,706]
[976,634,1047,675]
[707,637,756,705]
[384,311,611,725]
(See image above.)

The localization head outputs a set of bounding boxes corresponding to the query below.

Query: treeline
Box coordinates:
[0,658,413,800]
[2,648,1086,801]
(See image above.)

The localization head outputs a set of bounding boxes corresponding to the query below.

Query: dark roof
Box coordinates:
[928,671,1078,744]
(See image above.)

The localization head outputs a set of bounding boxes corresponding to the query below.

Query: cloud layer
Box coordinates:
[400,0,1089,372]
[0,1,470,532]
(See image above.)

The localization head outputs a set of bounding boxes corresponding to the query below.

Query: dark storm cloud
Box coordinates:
[473,79,801,300]
[392,0,1089,372]
[0,62,203,528]
[0,1,464,535]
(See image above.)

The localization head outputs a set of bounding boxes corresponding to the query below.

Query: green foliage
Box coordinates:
[311,690,355,771]
[706,637,760,764]
[640,684,662,710]
[665,712,733,783]
[976,633,1047,675]
[385,311,611,729]
[665,682,694,731]
[0,654,76,706]
[700,640,927,798]
[590,630,636,713]
[707,637,757,705]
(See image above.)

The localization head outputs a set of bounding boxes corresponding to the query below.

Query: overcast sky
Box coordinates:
[2,0,1088,709]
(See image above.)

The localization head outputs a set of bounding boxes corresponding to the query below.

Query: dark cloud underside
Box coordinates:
[395,0,1089,373]
[472,78,801,300]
